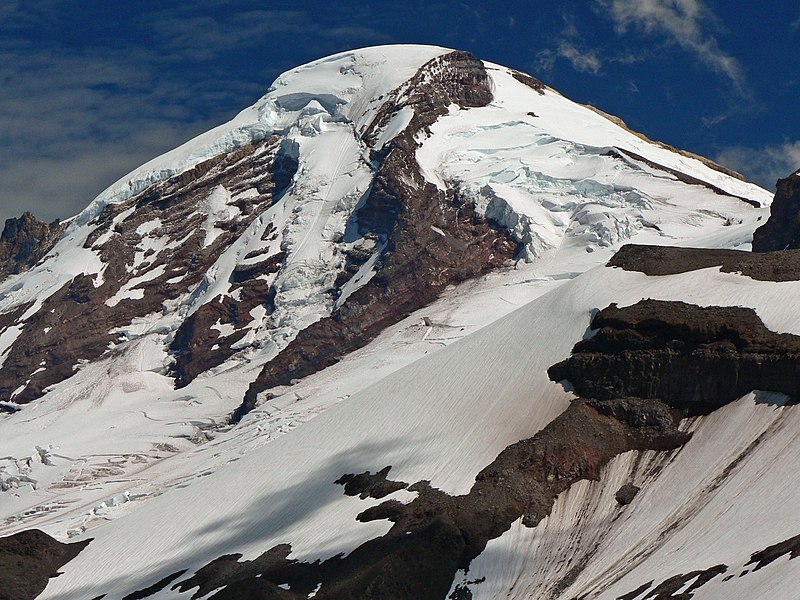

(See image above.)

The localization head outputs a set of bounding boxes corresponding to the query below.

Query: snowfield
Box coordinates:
[0,45,794,599]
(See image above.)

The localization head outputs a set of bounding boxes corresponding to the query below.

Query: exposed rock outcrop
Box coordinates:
[0,529,90,600]
[746,531,800,571]
[548,299,800,413]
[617,565,728,600]
[753,171,800,251]
[0,212,65,282]
[608,243,800,282]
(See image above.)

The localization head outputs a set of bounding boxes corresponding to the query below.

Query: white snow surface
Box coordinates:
[0,45,790,599]
[32,240,800,600]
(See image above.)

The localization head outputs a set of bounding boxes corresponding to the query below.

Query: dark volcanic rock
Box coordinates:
[235,50,519,420]
[122,570,187,600]
[753,172,800,251]
[335,466,408,499]
[510,69,546,94]
[608,243,800,281]
[548,299,800,413]
[0,529,90,600]
[0,212,65,282]
[746,532,800,571]
[618,564,727,600]
[615,483,640,506]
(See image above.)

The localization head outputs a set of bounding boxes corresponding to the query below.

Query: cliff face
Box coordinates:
[0,212,65,282]
[548,299,800,413]
[753,172,800,251]
[0,529,90,600]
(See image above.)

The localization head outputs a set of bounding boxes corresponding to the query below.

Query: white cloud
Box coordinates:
[715,142,800,190]
[535,16,604,76]
[601,0,747,94]
[557,41,602,74]
[536,41,603,75]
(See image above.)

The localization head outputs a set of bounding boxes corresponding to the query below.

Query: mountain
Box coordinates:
[1,45,797,600]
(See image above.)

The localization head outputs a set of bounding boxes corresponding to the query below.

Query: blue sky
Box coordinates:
[1,0,798,224]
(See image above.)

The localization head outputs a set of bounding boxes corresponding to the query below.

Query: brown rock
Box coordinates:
[0,529,90,600]
[0,212,65,282]
[753,172,800,251]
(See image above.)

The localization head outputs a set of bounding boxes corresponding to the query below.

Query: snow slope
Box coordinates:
[34,242,800,600]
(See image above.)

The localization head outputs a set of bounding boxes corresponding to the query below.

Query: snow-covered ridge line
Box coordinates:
[581,103,747,182]
[479,62,771,206]
[67,45,451,236]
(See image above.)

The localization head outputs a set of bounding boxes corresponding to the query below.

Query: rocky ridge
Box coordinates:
[753,171,800,251]
[0,213,65,281]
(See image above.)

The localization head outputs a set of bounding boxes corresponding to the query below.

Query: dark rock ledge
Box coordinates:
[548,299,800,414]
[608,243,800,282]
[0,529,90,600]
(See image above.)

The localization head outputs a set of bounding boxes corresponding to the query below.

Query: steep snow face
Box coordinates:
[33,250,800,600]
[416,64,772,260]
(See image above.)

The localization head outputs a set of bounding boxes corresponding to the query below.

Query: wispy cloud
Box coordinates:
[0,32,260,225]
[716,142,800,189]
[0,46,226,223]
[599,0,747,94]
[535,15,605,75]
[541,40,602,74]
[146,10,310,61]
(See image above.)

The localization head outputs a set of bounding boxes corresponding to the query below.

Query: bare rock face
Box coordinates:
[0,529,90,600]
[0,212,65,282]
[753,172,800,251]
[235,50,519,420]
[608,243,800,281]
[548,299,800,413]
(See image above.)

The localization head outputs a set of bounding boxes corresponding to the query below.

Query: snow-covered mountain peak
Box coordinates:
[1,45,793,600]
[77,45,449,225]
